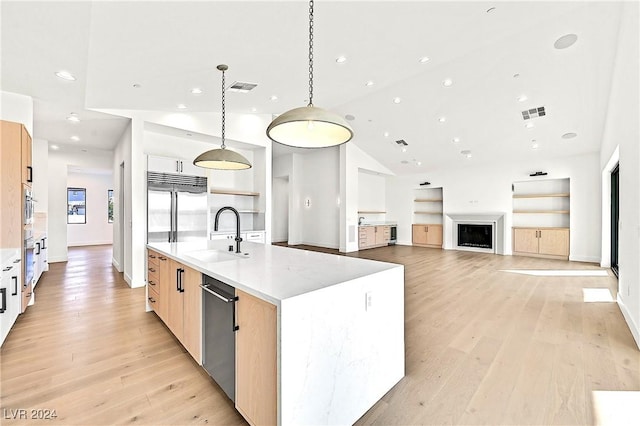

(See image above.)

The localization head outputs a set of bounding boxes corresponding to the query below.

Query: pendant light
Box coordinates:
[194,64,252,170]
[266,0,353,148]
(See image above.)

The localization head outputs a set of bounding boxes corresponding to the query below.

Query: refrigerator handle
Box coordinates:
[168,191,174,243]
[174,192,179,243]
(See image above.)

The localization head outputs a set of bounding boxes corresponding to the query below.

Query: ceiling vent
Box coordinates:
[395,139,408,146]
[522,106,546,120]
[228,81,258,93]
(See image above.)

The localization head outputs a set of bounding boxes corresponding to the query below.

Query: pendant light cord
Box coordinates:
[221,67,226,149]
[308,0,314,107]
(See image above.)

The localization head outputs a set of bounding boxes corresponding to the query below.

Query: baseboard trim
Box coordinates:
[67,241,113,247]
[124,272,132,287]
[48,255,68,263]
[570,255,601,263]
[617,294,640,350]
[112,258,122,272]
[299,241,340,250]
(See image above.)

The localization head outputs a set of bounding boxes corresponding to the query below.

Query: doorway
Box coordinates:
[272,176,289,243]
[119,162,125,272]
[610,164,619,277]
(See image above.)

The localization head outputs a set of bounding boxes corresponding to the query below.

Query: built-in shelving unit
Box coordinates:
[413,187,444,224]
[512,178,570,260]
[358,210,387,214]
[210,188,260,197]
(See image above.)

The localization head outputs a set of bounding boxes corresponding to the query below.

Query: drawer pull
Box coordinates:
[149,254,156,259]
[159,256,167,261]
[148,297,156,303]
[149,280,156,286]
[148,267,156,273]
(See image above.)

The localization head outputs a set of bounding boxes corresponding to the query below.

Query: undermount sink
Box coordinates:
[184,249,247,263]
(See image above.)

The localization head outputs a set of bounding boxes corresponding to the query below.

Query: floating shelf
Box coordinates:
[210,189,260,196]
[513,193,570,199]
[358,211,386,214]
[414,198,443,202]
[513,210,570,214]
[414,211,443,214]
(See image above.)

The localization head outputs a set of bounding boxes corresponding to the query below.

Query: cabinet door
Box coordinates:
[412,224,428,245]
[148,155,182,174]
[182,266,202,363]
[21,125,32,187]
[426,224,443,247]
[513,228,539,254]
[236,289,277,426]
[157,254,171,323]
[180,160,206,177]
[364,226,376,248]
[538,228,569,257]
[167,260,184,341]
[0,121,22,249]
[374,226,386,245]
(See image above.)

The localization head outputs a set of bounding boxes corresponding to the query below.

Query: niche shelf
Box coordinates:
[358,210,386,214]
[513,193,569,199]
[210,188,259,197]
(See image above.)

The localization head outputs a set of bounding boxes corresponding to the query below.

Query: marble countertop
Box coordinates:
[1,248,20,267]
[359,222,398,227]
[147,240,401,305]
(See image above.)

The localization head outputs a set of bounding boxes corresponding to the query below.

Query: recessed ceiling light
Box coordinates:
[486,7,496,13]
[345,114,355,121]
[416,161,422,166]
[461,150,472,158]
[393,97,401,104]
[554,34,578,49]
[401,147,407,153]
[513,73,520,79]
[401,160,409,164]
[55,70,76,81]
[191,88,203,95]
[562,132,577,139]
[419,56,430,63]
[66,113,80,122]
[518,95,528,102]
[384,132,390,138]
[336,56,347,64]
[177,104,187,109]
[132,83,141,88]
[50,144,59,150]
[531,142,539,149]
[525,122,534,129]
[452,137,460,143]
[365,80,374,87]
[70,136,80,141]
[443,79,453,87]
[438,117,446,123]
[251,107,257,112]
[270,95,278,101]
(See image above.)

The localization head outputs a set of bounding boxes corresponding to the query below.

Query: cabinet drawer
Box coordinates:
[147,274,160,291]
[148,287,160,313]
[148,250,160,267]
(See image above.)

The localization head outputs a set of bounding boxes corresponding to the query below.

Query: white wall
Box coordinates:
[67,171,113,246]
[358,171,387,223]
[272,176,289,242]
[0,91,33,136]
[340,143,395,252]
[48,147,113,262]
[599,1,640,348]
[386,152,601,262]
[112,122,131,277]
[32,139,49,213]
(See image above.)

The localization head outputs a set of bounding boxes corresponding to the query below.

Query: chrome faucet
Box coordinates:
[359,216,365,225]
[214,206,242,253]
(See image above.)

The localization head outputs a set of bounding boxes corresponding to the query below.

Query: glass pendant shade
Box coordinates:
[266,106,353,148]
[193,148,251,170]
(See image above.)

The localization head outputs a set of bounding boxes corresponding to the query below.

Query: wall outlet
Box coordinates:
[365,291,373,311]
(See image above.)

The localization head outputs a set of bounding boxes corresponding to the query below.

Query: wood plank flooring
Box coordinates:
[1,244,638,425]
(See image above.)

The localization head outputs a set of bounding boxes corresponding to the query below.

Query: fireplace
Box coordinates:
[457,224,493,250]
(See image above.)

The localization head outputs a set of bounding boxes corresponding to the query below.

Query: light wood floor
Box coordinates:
[1,245,638,425]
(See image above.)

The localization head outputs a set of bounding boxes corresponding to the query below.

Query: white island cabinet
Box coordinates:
[147,240,405,426]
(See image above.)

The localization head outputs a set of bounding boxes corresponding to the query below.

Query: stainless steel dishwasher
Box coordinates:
[201,275,238,402]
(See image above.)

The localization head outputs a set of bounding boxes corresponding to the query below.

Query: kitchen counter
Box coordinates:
[1,248,20,266]
[146,240,405,425]
[147,239,398,305]
[359,221,397,226]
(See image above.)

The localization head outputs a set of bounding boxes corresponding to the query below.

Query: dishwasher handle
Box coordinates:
[201,284,240,332]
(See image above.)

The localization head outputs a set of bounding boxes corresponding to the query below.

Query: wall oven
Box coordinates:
[24,186,34,225]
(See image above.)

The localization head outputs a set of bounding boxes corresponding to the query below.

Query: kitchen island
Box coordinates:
[146,240,404,426]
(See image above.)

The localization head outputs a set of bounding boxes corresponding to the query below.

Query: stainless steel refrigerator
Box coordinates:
[147,171,208,243]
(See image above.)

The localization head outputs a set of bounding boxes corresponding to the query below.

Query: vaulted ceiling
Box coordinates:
[1,1,625,175]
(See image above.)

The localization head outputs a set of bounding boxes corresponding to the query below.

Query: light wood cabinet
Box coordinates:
[235,289,277,426]
[513,227,569,260]
[0,121,24,249]
[21,124,32,187]
[359,225,390,250]
[412,224,443,248]
[148,253,201,364]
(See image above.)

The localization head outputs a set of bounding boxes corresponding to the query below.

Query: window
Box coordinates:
[67,188,86,224]
[108,190,114,223]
